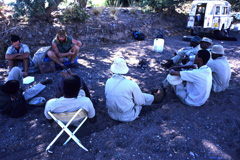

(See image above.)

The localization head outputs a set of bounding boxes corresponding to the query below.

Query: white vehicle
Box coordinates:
[187,0,233,38]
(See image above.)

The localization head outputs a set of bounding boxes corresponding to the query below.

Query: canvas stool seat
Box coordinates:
[46,108,88,153]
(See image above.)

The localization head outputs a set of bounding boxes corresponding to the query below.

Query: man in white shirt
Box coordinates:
[105,57,164,122]
[207,45,231,92]
[163,50,212,107]
[44,75,95,121]
[183,37,213,65]
[161,36,201,68]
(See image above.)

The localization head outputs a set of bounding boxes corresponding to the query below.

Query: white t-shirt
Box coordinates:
[207,56,231,92]
[180,65,212,106]
[44,93,95,119]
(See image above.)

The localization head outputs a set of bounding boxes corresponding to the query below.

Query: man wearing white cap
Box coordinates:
[207,45,231,92]
[105,57,164,122]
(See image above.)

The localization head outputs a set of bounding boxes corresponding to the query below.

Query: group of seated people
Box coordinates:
[0,27,231,124]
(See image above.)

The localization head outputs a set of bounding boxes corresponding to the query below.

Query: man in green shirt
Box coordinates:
[47,27,82,69]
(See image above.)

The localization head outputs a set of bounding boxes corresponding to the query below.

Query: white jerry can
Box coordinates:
[153,38,164,52]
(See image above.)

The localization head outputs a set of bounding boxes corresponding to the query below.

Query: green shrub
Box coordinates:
[9,0,63,19]
[62,3,89,23]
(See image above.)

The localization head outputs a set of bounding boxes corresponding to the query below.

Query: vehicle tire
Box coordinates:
[215,26,227,39]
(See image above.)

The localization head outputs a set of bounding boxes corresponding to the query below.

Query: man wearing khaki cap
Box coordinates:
[207,45,231,92]
[200,37,212,50]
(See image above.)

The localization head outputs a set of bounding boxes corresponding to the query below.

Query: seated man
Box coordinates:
[163,50,212,107]
[105,57,164,122]
[162,36,201,68]
[44,75,95,122]
[183,37,213,65]
[207,45,231,92]
[5,35,30,76]
[47,26,82,69]
[56,68,91,99]
[0,67,27,118]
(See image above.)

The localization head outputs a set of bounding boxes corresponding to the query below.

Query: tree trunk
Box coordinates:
[0,11,6,20]
[75,0,88,8]
[35,0,63,20]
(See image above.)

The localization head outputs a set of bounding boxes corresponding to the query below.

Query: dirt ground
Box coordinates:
[0,31,240,160]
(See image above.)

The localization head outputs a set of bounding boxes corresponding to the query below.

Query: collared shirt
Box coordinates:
[105,74,146,121]
[6,43,30,55]
[207,56,231,92]
[44,93,95,119]
[180,65,212,106]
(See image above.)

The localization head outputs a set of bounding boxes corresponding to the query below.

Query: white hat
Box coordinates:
[167,74,183,85]
[211,45,224,55]
[200,37,212,45]
[110,57,129,74]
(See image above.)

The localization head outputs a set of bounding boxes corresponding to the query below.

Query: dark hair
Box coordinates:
[63,75,80,98]
[3,80,20,94]
[11,35,20,43]
[197,50,210,65]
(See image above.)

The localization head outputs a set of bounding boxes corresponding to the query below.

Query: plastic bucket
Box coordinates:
[154,38,164,52]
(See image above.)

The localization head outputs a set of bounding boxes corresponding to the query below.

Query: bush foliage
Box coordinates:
[9,0,63,19]
[62,3,89,23]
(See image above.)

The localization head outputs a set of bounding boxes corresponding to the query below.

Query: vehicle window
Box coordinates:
[227,7,231,14]
[190,5,196,15]
[222,7,226,15]
[209,7,213,15]
[215,6,220,15]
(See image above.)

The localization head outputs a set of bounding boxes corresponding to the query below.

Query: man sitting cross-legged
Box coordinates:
[44,74,95,122]
[47,26,82,69]
[207,45,231,92]
[162,50,212,107]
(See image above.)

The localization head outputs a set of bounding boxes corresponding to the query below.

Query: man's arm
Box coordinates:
[72,38,82,47]
[5,52,29,60]
[52,42,73,58]
[170,64,196,71]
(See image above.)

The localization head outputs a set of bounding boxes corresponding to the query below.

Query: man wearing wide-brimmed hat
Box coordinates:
[207,45,231,92]
[161,36,201,68]
[105,57,164,122]
[47,26,82,69]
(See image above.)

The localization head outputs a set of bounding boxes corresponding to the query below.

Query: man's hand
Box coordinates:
[182,56,189,65]
[170,69,181,76]
[68,51,75,56]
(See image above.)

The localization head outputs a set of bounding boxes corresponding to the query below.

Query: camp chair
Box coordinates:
[46,108,88,153]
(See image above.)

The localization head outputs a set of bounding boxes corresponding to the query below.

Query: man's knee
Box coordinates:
[10,66,22,74]
[72,45,79,53]
[47,51,55,57]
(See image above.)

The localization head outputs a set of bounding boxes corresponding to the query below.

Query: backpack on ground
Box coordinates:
[32,46,51,67]
[133,31,145,41]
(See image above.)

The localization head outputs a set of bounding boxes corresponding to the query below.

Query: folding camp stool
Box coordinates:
[46,108,88,153]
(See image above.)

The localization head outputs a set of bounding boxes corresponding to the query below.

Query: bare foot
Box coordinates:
[67,68,74,75]
[61,70,70,78]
